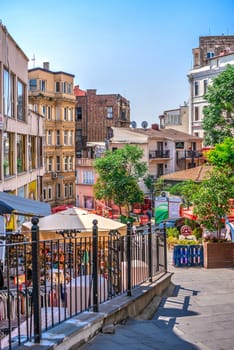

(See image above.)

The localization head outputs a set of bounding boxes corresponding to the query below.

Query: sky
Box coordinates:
[1,0,234,127]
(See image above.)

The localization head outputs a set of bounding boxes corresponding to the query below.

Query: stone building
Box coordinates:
[28,63,76,208]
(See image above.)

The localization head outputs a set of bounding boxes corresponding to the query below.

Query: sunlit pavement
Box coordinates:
[80,250,234,350]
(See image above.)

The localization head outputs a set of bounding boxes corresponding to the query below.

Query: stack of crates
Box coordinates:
[173,245,203,267]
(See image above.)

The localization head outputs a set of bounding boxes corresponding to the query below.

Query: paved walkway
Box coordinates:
[80,251,234,350]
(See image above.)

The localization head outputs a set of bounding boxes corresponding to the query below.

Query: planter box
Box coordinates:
[203,242,234,268]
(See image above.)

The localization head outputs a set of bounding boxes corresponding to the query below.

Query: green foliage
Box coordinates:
[193,167,234,238]
[94,145,147,215]
[207,137,234,170]
[168,182,187,196]
[192,227,203,240]
[202,65,234,145]
[167,227,179,238]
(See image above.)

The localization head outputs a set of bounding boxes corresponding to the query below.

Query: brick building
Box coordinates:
[74,86,130,157]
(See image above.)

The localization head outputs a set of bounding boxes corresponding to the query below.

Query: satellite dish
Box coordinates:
[141,121,148,129]
[131,121,137,128]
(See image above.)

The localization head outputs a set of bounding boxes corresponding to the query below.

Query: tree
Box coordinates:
[207,137,234,170]
[94,145,147,216]
[193,168,234,239]
[202,64,234,146]
[180,180,200,210]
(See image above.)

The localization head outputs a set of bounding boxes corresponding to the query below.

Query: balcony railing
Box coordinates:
[177,150,203,161]
[149,150,170,159]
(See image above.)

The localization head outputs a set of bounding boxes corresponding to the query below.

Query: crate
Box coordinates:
[173,245,203,267]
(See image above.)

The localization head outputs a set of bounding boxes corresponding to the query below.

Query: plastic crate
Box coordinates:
[173,245,203,267]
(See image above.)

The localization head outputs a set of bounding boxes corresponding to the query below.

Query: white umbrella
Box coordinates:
[21,207,126,237]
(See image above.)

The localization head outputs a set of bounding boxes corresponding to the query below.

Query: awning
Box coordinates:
[0,192,51,217]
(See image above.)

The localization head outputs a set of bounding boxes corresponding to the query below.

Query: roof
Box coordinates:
[0,192,51,217]
[111,127,202,142]
[161,165,214,182]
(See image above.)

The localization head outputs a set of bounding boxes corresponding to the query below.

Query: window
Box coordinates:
[69,156,73,171]
[3,69,15,118]
[62,82,67,93]
[56,130,60,145]
[55,81,60,93]
[42,105,46,117]
[17,79,26,121]
[107,106,113,119]
[67,83,72,94]
[175,142,184,149]
[17,134,26,172]
[68,108,73,121]
[28,135,36,170]
[38,137,43,168]
[56,183,61,199]
[3,132,14,177]
[68,131,73,145]
[76,107,82,120]
[203,79,208,95]
[47,157,53,172]
[56,156,61,171]
[64,184,69,198]
[56,107,61,120]
[64,157,68,171]
[194,106,199,121]
[47,130,53,145]
[194,81,199,96]
[48,186,52,200]
[64,107,68,121]
[47,106,52,120]
[64,130,68,145]
[43,188,47,201]
[83,171,94,184]
[69,183,73,197]
[29,79,37,91]
[39,80,46,91]
[84,196,94,209]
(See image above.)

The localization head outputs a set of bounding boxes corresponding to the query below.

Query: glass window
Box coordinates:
[56,130,60,145]
[48,186,52,200]
[47,157,53,172]
[194,81,199,96]
[76,107,82,120]
[29,79,37,91]
[3,69,14,117]
[64,157,68,171]
[43,188,47,200]
[107,106,113,119]
[83,171,94,184]
[194,106,199,121]
[69,183,73,197]
[47,106,52,120]
[47,130,53,145]
[39,80,46,91]
[17,79,26,121]
[56,183,61,199]
[56,156,61,171]
[64,184,68,198]
[56,107,60,120]
[3,132,14,177]
[17,134,26,172]
[55,81,60,93]
[203,79,208,95]
[64,130,68,145]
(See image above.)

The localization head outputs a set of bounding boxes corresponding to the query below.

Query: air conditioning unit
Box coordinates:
[51,172,58,179]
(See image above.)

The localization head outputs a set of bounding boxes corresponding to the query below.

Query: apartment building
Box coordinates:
[0,24,46,230]
[159,104,189,133]
[28,63,76,208]
[188,52,234,137]
[75,125,203,213]
[74,86,130,158]
[188,35,234,138]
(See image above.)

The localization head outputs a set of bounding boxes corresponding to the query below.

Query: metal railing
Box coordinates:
[0,221,167,349]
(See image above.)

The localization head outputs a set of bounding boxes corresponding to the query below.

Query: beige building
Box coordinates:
[159,104,189,134]
[28,63,76,208]
[0,23,45,229]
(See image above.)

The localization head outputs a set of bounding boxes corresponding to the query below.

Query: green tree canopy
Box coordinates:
[202,64,234,146]
[207,137,234,170]
[193,167,234,238]
[94,144,147,215]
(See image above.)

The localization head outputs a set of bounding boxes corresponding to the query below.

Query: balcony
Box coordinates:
[149,150,170,159]
[76,158,95,167]
[177,150,203,161]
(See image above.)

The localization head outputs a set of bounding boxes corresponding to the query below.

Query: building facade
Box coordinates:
[188,53,234,137]
[28,63,76,208]
[74,87,130,158]
[188,35,234,138]
[159,104,189,133]
[0,23,45,229]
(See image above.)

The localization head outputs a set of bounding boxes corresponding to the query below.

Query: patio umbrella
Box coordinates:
[21,207,126,239]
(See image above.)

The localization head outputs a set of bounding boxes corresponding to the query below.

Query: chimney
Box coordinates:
[43,62,50,70]
[151,123,159,130]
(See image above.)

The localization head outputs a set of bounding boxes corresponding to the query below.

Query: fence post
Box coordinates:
[127,222,132,296]
[92,219,99,312]
[147,222,152,282]
[163,222,168,272]
[31,216,41,343]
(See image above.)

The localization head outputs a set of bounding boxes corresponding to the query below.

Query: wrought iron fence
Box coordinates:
[0,221,167,349]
